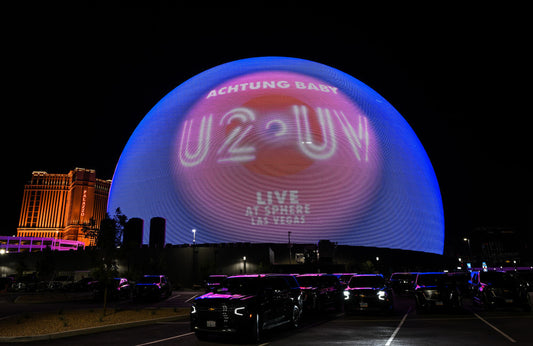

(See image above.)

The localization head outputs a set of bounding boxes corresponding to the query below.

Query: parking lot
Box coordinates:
[2,269,532,345]
[12,294,530,345]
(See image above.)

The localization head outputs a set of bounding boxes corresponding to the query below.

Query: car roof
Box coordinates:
[417,272,446,275]
[353,274,383,277]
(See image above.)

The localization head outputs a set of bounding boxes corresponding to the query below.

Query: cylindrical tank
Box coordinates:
[149,217,166,248]
[123,217,144,248]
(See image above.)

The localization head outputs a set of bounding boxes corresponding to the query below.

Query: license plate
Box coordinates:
[360,302,368,308]
[435,301,443,306]
[505,299,513,303]
[207,320,216,327]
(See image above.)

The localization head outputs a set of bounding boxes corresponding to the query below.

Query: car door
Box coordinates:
[263,277,291,326]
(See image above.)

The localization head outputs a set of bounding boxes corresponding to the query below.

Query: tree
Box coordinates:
[81,217,98,246]
[91,208,127,315]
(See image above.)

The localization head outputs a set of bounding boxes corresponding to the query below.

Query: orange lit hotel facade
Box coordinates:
[17,168,111,246]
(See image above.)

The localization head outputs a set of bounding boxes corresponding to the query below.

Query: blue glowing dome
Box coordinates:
[108,57,444,254]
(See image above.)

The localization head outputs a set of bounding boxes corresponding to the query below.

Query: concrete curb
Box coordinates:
[0,313,189,343]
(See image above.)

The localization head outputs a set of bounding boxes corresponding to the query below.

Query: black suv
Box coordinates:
[389,272,417,296]
[296,274,344,312]
[190,274,302,341]
[470,270,530,311]
[344,274,393,313]
[414,272,463,312]
[134,275,171,300]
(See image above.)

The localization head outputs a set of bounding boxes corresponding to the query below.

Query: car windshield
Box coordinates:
[517,271,533,282]
[348,276,384,288]
[139,276,161,284]
[391,274,415,281]
[207,276,226,284]
[481,272,512,285]
[219,277,260,295]
[417,274,447,286]
[297,276,318,287]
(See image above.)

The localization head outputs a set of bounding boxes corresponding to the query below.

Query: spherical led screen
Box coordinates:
[108,57,444,254]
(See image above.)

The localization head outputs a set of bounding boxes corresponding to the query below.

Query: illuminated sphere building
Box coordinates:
[108,57,444,254]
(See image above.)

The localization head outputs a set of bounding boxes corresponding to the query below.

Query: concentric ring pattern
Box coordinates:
[108,57,444,254]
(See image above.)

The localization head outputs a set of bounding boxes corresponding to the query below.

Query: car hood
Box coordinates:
[195,292,256,304]
[415,284,455,292]
[346,286,384,291]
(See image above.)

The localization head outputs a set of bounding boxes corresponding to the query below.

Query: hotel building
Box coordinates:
[16,168,111,247]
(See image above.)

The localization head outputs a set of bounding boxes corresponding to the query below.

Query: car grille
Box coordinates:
[198,304,229,313]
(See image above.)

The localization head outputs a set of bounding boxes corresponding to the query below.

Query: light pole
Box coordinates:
[243,256,247,274]
[463,237,471,260]
[288,231,292,265]
[192,229,198,287]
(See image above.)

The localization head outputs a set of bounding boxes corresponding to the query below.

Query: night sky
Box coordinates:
[4,5,531,254]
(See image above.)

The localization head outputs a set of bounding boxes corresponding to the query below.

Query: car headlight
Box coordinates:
[234,306,246,316]
[343,290,350,300]
[377,290,387,300]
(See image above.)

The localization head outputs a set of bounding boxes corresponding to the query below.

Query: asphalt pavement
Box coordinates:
[4,293,531,345]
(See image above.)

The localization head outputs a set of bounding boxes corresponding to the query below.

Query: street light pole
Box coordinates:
[463,237,471,260]
[288,231,292,265]
[192,228,197,287]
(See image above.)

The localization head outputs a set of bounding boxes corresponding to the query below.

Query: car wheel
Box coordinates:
[195,331,208,340]
[290,305,301,329]
[251,313,262,342]
[483,293,494,311]
[523,293,532,312]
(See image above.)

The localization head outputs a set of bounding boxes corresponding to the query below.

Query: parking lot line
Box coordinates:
[385,307,410,346]
[473,312,517,343]
[185,293,201,303]
[135,331,194,346]
[164,294,181,302]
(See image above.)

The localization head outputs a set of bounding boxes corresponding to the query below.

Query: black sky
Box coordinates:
[4,4,531,254]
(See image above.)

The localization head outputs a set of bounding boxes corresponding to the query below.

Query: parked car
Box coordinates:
[205,275,227,292]
[266,273,303,310]
[389,272,417,296]
[333,273,357,288]
[12,274,40,292]
[190,274,302,342]
[64,277,95,292]
[48,275,75,291]
[135,275,171,300]
[470,270,530,311]
[513,270,533,292]
[414,272,463,312]
[0,277,14,293]
[448,271,471,298]
[91,277,132,300]
[344,274,393,313]
[296,274,344,312]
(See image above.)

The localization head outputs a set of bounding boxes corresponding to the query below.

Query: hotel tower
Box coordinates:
[17,168,111,246]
